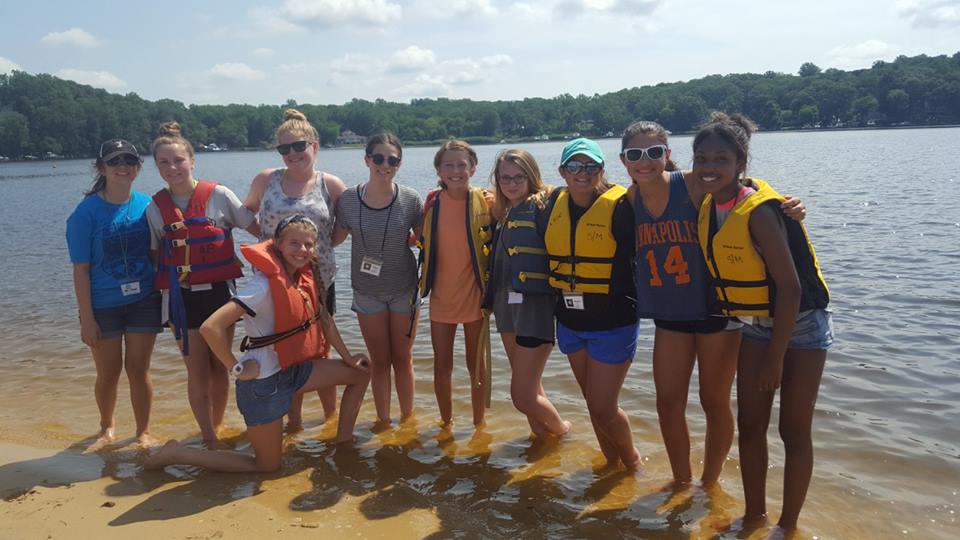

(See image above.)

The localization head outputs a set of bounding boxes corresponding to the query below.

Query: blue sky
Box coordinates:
[2,0,959,106]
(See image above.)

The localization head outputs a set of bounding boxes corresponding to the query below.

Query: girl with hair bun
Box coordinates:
[243,108,347,431]
[67,138,160,445]
[147,121,258,448]
[693,112,832,531]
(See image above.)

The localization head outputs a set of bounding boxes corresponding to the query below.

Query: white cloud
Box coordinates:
[412,0,497,17]
[827,39,900,69]
[895,0,960,27]
[249,7,307,34]
[0,56,22,74]
[438,54,514,85]
[277,62,309,74]
[390,46,436,72]
[210,62,267,81]
[253,47,275,58]
[41,28,100,47]
[330,53,375,76]
[282,0,402,27]
[556,0,663,16]
[55,69,126,91]
[395,73,450,97]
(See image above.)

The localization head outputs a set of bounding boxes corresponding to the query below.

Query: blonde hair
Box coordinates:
[433,140,478,189]
[275,108,319,144]
[151,121,194,159]
[490,149,550,221]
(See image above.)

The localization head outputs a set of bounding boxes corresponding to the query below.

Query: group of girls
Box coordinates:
[67,108,832,531]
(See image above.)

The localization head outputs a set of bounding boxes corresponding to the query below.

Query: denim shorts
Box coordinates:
[351,288,419,315]
[741,308,834,350]
[556,322,640,365]
[92,291,163,339]
[234,361,314,427]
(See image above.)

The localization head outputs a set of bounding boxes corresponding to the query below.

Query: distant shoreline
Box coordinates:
[2,123,958,163]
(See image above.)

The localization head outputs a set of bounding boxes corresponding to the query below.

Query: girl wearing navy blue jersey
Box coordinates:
[621,121,805,486]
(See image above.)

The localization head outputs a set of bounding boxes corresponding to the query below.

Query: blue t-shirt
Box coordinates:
[634,171,712,321]
[66,192,155,309]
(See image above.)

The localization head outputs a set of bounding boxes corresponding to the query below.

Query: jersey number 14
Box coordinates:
[644,246,691,287]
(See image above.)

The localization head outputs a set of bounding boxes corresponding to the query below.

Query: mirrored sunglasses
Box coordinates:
[105,154,141,167]
[276,140,311,155]
[622,145,668,162]
[562,161,602,175]
[369,153,401,167]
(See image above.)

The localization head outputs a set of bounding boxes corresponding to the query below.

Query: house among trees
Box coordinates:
[336,130,364,145]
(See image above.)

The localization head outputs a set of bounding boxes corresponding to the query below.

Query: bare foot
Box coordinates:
[371,418,393,433]
[96,426,116,444]
[556,420,573,437]
[284,420,304,434]
[144,439,182,469]
[732,513,770,531]
[136,432,159,448]
[623,447,643,473]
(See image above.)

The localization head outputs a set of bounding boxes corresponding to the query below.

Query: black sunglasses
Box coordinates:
[369,153,401,167]
[622,145,668,162]
[562,161,602,175]
[105,154,141,167]
[276,140,311,155]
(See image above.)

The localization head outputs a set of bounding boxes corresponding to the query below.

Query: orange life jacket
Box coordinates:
[240,241,326,369]
[153,180,243,290]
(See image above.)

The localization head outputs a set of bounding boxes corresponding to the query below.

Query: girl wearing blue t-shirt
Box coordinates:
[67,139,162,446]
[621,120,806,487]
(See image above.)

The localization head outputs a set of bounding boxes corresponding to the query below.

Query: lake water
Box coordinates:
[0,128,957,538]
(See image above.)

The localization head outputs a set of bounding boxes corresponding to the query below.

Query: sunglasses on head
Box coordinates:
[275,140,311,155]
[105,154,141,167]
[498,173,528,185]
[622,145,668,162]
[562,161,602,175]
[274,213,316,239]
[369,153,401,167]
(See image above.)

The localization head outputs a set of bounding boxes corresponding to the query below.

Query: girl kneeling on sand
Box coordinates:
[147,215,369,472]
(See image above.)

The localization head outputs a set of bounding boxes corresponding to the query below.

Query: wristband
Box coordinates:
[230,361,245,378]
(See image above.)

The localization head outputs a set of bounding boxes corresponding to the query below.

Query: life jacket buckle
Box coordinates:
[507,247,518,256]
[169,221,186,231]
[518,272,527,282]
[176,264,191,273]
[171,239,187,248]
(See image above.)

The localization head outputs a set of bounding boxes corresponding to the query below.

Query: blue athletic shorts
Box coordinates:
[235,361,314,427]
[556,322,640,365]
[740,308,834,350]
[92,290,163,339]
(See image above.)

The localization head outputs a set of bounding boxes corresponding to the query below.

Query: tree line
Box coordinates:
[1,51,958,159]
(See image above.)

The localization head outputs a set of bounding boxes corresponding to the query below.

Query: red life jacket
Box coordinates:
[240,241,326,369]
[153,180,243,289]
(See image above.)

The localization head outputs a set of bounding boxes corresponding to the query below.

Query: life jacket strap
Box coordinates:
[507,246,547,256]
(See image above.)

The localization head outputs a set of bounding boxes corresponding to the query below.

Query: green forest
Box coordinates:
[1,52,959,159]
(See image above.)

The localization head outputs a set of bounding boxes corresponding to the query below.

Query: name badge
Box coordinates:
[360,256,383,277]
[508,291,523,304]
[562,291,585,310]
[121,281,141,296]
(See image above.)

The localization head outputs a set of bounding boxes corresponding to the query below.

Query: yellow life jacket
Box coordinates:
[698,178,829,316]
[418,187,493,297]
[544,184,627,293]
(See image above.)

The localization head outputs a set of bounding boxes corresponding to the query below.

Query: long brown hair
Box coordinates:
[490,148,551,221]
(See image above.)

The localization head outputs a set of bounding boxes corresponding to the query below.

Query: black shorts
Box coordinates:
[181,281,233,329]
[653,316,733,335]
